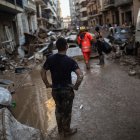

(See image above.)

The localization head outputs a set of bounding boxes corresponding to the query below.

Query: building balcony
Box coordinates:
[88,11,98,16]
[104,0,115,9]
[115,0,133,6]
[87,0,96,7]
[44,2,57,18]
[0,0,23,14]
[42,12,56,24]
[81,16,88,21]
[76,12,80,16]
[80,7,87,12]
[35,0,48,6]
[75,0,79,5]
[23,0,36,13]
[75,6,80,10]
[79,0,86,4]
[6,0,23,8]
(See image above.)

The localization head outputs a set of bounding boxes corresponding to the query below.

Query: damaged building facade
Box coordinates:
[0,0,62,54]
[36,0,60,30]
[17,0,37,45]
[0,0,23,54]
[72,0,140,27]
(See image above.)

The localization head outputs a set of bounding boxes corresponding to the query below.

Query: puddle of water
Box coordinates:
[44,97,56,132]
[90,65,101,75]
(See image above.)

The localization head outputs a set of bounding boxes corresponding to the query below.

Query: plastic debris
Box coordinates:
[80,104,83,110]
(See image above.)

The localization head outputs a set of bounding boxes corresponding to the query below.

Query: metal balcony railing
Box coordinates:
[103,0,115,9]
[87,0,96,7]
[88,10,97,16]
[6,0,23,8]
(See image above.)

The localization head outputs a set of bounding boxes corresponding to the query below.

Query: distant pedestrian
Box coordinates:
[108,24,114,36]
[77,26,94,69]
[95,26,105,65]
[41,37,83,137]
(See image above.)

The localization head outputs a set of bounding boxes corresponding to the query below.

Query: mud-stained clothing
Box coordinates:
[52,88,74,132]
[43,53,79,133]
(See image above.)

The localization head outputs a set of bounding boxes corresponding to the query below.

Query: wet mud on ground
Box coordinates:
[1,57,140,140]
[47,58,140,140]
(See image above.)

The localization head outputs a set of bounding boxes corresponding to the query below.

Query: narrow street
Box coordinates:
[1,0,140,139]
[47,58,140,140]
[4,54,140,140]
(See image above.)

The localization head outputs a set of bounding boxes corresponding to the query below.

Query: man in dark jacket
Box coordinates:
[41,38,83,137]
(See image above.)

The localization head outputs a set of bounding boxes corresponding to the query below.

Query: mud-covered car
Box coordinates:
[113,27,132,44]
[65,32,78,43]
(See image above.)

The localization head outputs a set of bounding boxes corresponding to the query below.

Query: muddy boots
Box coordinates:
[99,55,104,65]
[63,114,77,137]
[56,114,63,135]
[64,128,77,137]
[56,110,77,137]
[63,120,77,137]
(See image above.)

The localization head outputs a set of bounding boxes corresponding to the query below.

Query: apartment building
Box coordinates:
[75,0,81,27]
[79,0,88,26]
[115,0,133,25]
[0,0,23,49]
[71,0,88,27]
[62,16,71,29]
[57,0,62,27]
[87,0,103,26]
[69,0,76,27]
[87,0,140,26]
[17,0,37,45]
[36,0,58,29]
[0,0,62,48]
[101,0,118,25]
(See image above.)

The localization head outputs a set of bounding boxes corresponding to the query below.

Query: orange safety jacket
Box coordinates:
[77,32,93,52]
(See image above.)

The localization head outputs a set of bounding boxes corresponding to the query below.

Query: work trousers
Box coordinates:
[96,40,103,56]
[82,52,91,63]
[52,88,74,132]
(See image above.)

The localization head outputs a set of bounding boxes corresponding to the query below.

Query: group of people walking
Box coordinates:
[41,26,107,138]
[77,26,105,69]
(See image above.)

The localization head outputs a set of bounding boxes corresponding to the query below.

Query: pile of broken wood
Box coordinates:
[22,28,50,56]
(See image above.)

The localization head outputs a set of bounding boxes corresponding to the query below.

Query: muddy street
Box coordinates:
[2,55,139,140]
[47,58,140,140]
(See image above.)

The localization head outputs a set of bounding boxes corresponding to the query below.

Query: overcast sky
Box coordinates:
[60,0,70,17]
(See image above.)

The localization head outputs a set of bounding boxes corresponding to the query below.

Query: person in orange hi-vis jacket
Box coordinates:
[77,26,94,69]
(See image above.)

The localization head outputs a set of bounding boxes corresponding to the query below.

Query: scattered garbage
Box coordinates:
[34,52,43,62]
[0,108,46,140]
[129,69,136,76]
[15,67,31,74]
[0,79,15,93]
[0,87,12,106]
[18,46,25,58]
[80,104,83,110]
